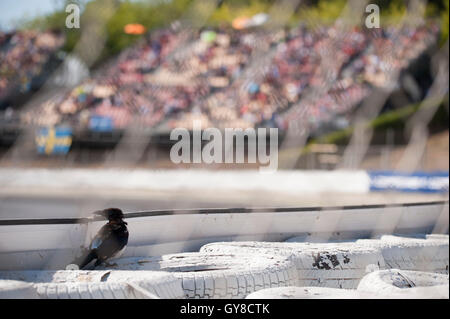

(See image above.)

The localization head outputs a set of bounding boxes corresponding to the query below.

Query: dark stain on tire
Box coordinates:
[343,255,350,264]
[326,254,340,268]
[312,253,331,270]
[312,253,342,269]
[100,272,111,282]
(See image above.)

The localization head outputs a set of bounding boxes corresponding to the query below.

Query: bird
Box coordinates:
[75,208,129,270]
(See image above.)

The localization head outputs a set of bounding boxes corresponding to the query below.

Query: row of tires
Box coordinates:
[0,271,184,299]
[247,269,449,299]
[0,234,448,299]
[200,234,449,290]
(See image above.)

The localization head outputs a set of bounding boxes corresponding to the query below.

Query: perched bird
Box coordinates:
[76,208,129,270]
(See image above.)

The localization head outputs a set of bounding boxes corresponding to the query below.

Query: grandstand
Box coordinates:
[0,20,444,169]
[0,30,64,109]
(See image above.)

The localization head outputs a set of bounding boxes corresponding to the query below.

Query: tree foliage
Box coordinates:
[19,0,449,63]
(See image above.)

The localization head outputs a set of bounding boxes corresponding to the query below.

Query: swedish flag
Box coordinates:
[35,127,72,155]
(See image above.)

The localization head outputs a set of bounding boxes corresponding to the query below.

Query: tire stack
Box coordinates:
[200,241,386,289]
[96,252,299,299]
[245,269,449,299]
[356,235,449,274]
[0,270,184,299]
[1,234,448,298]
[357,269,449,298]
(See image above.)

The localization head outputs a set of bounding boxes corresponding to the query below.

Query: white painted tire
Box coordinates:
[246,286,377,299]
[97,252,299,299]
[357,235,449,274]
[0,280,39,299]
[34,282,160,299]
[200,242,386,289]
[0,270,184,299]
[357,269,449,298]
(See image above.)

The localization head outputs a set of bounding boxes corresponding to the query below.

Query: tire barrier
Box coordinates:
[245,286,376,299]
[0,270,184,299]
[1,235,448,298]
[2,169,448,195]
[0,279,39,299]
[1,201,447,271]
[356,235,449,274]
[357,269,449,298]
[200,242,386,289]
[96,252,299,299]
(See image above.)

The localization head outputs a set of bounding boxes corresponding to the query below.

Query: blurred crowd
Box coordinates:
[281,23,440,130]
[194,25,369,131]
[0,30,64,102]
[3,22,440,133]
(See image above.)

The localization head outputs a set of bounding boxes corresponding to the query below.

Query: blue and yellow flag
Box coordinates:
[35,127,72,155]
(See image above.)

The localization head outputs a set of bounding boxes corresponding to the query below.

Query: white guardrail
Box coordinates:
[0,201,448,270]
[0,169,448,194]
[0,169,371,194]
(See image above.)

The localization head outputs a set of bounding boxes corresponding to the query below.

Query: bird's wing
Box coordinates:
[90,237,102,250]
[90,225,112,250]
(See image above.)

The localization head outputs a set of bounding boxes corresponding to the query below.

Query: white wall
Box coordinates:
[0,202,447,270]
[0,169,371,194]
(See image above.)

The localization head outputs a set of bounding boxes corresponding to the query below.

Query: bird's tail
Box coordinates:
[77,250,97,270]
